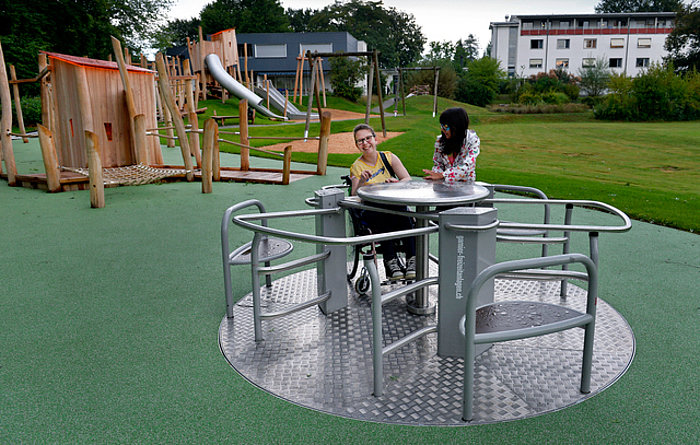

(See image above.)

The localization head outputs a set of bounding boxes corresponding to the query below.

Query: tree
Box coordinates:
[286,0,426,68]
[455,57,505,107]
[453,35,479,71]
[200,0,290,34]
[665,2,700,73]
[329,56,365,102]
[151,18,201,52]
[0,0,171,93]
[595,0,684,12]
[578,57,612,97]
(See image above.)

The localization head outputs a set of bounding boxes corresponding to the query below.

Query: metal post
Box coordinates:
[560,203,574,298]
[365,253,384,397]
[315,188,348,314]
[438,207,497,358]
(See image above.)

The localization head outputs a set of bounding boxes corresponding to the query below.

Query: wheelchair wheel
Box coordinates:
[354,269,371,295]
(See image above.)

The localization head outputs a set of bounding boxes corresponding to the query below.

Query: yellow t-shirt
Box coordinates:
[350,151,394,185]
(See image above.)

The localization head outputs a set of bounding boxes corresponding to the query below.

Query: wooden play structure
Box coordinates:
[300,49,387,139]
[0,33,333,209]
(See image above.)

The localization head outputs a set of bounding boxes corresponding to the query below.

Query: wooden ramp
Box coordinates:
[4,166,315,192]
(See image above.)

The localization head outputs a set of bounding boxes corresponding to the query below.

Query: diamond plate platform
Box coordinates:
[219,264,635,425]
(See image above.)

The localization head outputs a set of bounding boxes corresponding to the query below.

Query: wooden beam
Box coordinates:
[238,99,249,170]
[85,130,105,208]
[156,52,194,181]
[9,65,28,143]
[201,118,216,193]
[0,41,18,184]
[316,110,332,175]
[282,145,292,185]
[37,124,61,192]
[373,50,387,137]
[111,36,142,164]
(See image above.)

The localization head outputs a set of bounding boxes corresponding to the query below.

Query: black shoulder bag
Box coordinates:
[379,151,397,179]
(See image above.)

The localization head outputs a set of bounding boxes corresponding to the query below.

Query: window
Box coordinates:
[609,58,623,68]
[300,43,333,55]
[555,58,569,68]
[254,44,287,58]
[237,43,252,56]
[530,39,543,49]
[637,38,651,48]
[636,58,650,68]
[522,21,533,30]
[557,39,570,49]
[610,38,625,48]
[584,39,597,49]
[529,58,543,69]
[582,58,595,68]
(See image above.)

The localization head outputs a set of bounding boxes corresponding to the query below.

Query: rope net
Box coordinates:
[63,164,190,186]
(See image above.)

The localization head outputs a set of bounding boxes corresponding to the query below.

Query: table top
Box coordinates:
[356,179,490,207]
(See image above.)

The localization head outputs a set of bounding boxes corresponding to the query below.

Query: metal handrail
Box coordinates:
[483,198,632,233]
[233,209,437,247]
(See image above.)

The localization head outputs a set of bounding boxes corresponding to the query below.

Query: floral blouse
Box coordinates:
[431,129,480,184]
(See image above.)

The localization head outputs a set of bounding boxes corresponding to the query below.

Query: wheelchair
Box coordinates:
[337,176,414,296]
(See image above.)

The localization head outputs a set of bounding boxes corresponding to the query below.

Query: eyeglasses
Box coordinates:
[355,135,374,145]
[441,124,450,132]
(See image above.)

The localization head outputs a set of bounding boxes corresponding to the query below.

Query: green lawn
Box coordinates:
[206,94,699,232]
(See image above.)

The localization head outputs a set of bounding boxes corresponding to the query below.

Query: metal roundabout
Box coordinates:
[219,263,635,426]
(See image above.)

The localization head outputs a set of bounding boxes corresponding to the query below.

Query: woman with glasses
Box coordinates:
[349,123,416,281]
[422,107,480,184]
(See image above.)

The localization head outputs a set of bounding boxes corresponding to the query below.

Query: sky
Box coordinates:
[168,0,600,54]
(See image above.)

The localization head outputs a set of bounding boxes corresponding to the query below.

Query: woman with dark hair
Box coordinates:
[422,107,480,184]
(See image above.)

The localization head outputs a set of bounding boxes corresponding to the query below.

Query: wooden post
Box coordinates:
[317,58,327,107]
[399,68,406,116]
[156,52,194,181]
[244,43,250,89]
[213,126,220,182]
[201,118,216,193]
[293,56,302,103]
[283,89,289,119]
[37,124,61,192]
[365,57,374,124]
[433,67,440,118]
[157,84,175,148]
[238,99,249,171]
[282,145,292,185]
[316,110,331,175]
[183,59,202,168]
[198,26,208,100]
[38,53,51,129]
[303,52,316,140]
[85,130,105,208]
[373,50,387,137]
[264,74,269,110]
[111,36,141,163]
[9,65,28,143]
[133,114,150,165]
[0,41,17,185]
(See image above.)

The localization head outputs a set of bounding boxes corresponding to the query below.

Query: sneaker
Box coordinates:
[384,257,404,281]
[404,256,416,280]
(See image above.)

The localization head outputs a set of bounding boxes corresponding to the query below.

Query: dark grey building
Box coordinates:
[236,32,367,91]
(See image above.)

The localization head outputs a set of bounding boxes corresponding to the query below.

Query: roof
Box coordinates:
[42,51,154,74]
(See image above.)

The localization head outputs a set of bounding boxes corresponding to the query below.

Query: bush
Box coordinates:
[518,91,542,105]
[12,96,42,126]
[329,56,365,102]
[594,65,700,121]
[542,91,569,105]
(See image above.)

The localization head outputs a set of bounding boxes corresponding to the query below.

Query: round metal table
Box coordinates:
[357,179,490,314]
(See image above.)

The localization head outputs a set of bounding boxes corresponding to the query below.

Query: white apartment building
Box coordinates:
[490,12,675,78]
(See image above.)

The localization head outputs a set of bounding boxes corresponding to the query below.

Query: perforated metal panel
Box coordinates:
[219,265,634,425]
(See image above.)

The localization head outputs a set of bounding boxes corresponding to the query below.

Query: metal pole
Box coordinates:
[373,50,387,137]
[304,51,316,140]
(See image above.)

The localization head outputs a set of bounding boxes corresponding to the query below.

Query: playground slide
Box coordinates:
[252,83,316,120]
[204,53,286,120]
